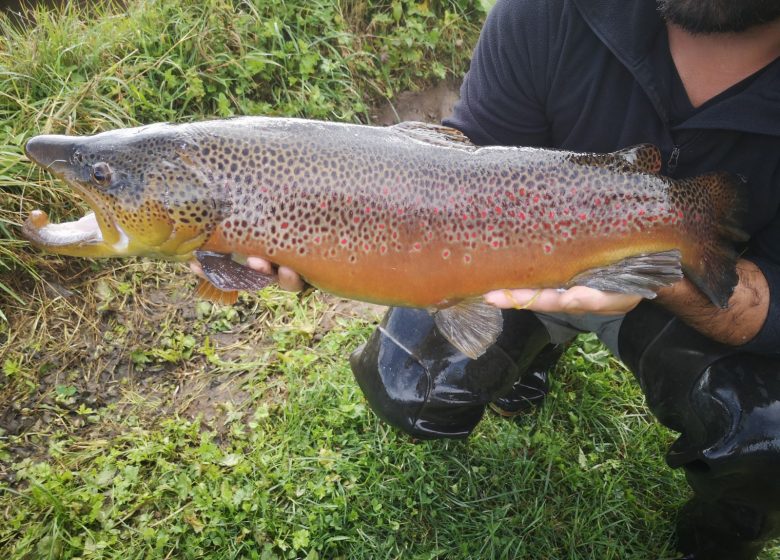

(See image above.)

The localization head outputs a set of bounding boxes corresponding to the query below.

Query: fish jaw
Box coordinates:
[22,209,138,258]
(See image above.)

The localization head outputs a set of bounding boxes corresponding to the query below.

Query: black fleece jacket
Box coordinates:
[444,0,780,353]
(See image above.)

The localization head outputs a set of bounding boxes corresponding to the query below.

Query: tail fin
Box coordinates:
[674,171,748,308]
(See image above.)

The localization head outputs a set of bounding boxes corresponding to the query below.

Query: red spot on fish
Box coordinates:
[533,195,540,204]
[678,210,685,219]
[363,243,370,251]
[391,231,398,240]
[442,249,450,259]
[548,210,555,219]
[638,210,645,216]
[341,238,348,245]
[579,213,587,220]
[382,187,389,195]
[320,202,327,209]
[492,240,500,248]
[365,206,372,214]
[378,223,385,230]
[544,243,553,254]
[480,210,487,219]
[314,236,321,244]
[413,242,422,251]
[281,222,288,229]
[594,198,602,206]
[380,244,388,254]
[463,254,472,264]
[487,225,495,232]
[571,227,577,235]
[518,188,526,196]
[353,217,360,224]
[472,232,478,238]
[494,206,502,214]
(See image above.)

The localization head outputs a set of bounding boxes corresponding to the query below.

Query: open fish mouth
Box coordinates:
[22,210,104,248]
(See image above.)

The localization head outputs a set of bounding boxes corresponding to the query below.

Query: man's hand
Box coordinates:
[484,259,770,346]
[189,256,306,292]
[484,286,642,315]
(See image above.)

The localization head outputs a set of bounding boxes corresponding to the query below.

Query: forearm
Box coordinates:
[655,259,769,346]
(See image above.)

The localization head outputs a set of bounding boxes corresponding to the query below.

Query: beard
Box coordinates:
[657,0,780,33]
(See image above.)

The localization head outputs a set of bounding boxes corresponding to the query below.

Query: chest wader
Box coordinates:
[619,301,780,560]
[351,302,780,559]
[349,306,556,439]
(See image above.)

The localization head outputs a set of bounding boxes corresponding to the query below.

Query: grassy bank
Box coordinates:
[1,0,778,559]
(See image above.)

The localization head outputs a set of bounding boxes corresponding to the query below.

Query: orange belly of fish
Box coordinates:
[202,226,687,307]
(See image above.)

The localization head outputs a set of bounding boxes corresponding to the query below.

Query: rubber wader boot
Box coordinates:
[349,307,552,439]
[619,301,780,560]
[489,343,565,417]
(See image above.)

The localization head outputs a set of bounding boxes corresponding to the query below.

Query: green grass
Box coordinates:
[1,279,686,559]
[1,1,779,559]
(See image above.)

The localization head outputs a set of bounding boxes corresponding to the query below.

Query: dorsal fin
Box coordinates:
[390,122,476,151]
[568,144,662,174]
[612,144,662,174]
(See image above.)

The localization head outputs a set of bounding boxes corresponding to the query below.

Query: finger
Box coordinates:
[189,261,205,279]
[558,287,642,314]
[485,287,642,314]
[277,266,306,292]
[484,288,557,310]
[245,256,275,275]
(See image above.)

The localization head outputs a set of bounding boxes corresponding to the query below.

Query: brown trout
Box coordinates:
[22,118,745,357]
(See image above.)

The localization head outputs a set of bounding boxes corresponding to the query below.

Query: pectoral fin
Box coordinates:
[568,250,683,298]
[194,250,276,304]
[432,300,503,359]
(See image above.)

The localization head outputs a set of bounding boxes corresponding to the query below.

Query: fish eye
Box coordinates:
[91,162,112,186]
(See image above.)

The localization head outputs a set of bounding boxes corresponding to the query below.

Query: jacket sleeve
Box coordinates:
[443,0,556,147]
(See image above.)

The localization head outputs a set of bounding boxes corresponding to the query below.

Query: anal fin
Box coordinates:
[432,299,503,359]
[568,250,683,298]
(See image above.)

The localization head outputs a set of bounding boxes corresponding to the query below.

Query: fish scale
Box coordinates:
[22,117,746,357]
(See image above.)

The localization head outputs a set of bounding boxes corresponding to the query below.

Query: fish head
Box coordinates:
[23,123,225,260]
